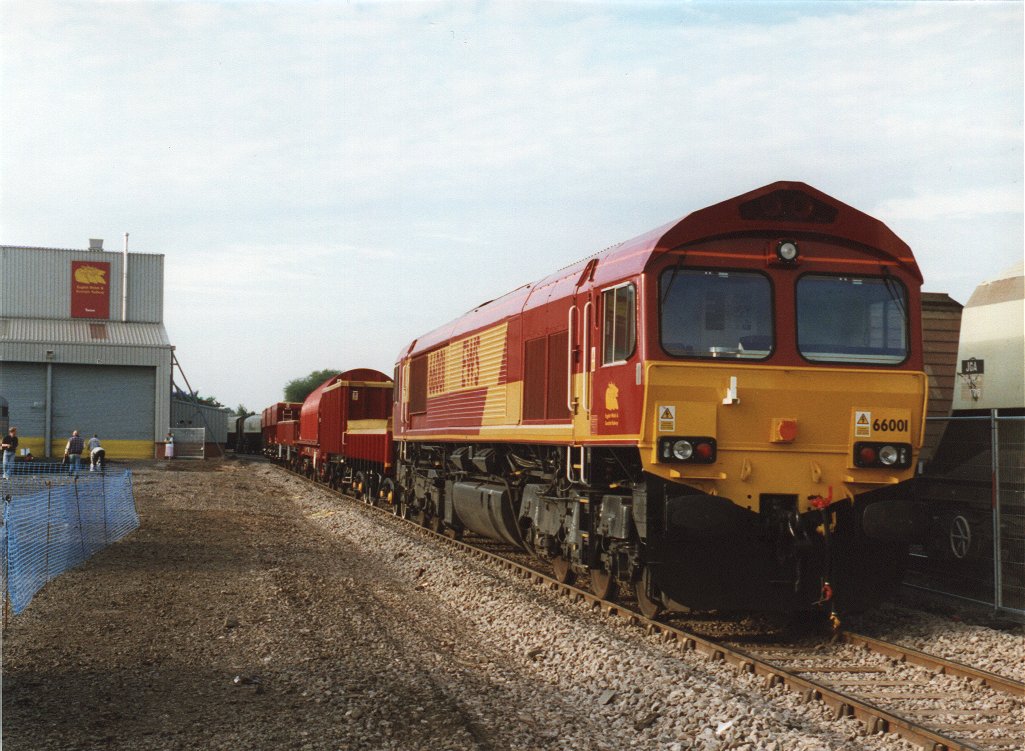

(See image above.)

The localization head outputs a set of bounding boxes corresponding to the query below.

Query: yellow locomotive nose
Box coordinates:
[643,362,926,516]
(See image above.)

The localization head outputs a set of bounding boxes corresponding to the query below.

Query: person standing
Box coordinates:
[64,430,84,474]
[88,434,105,472]
[1,426,18,479]
[164,432,174,460]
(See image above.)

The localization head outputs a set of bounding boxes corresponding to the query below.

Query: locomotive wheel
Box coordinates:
[552,556,576,585]
[589,568,617,601]
[635,567,663,620]
[354,472,367,503]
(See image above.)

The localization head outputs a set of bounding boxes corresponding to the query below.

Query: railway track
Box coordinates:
[283,464,1024,751]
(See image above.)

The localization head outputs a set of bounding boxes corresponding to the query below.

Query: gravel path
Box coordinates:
[2,459,1017,750]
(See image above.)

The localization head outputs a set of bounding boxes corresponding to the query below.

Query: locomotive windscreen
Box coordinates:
[659,269,773,359]
[796,275,908,364]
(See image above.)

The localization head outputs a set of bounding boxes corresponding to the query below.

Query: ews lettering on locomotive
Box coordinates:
[461,336,481,388]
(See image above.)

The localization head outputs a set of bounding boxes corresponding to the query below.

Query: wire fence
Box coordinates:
[1,462,138,617]
[910,414,1024,617]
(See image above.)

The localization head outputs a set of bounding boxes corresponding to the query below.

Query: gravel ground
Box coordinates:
[846,601,1025,683]
[1,459,1016,750]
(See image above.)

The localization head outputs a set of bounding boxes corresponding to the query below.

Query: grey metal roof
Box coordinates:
[0,317,171,347]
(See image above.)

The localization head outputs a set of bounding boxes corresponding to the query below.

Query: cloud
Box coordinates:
[876,186,1023,222]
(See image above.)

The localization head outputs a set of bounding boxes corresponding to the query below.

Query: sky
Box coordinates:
[2,0,1022,413]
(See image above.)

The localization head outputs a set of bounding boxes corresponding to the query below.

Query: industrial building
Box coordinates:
[0,240,173,459]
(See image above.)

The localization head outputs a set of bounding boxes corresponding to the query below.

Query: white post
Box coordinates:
[122,232,129,321]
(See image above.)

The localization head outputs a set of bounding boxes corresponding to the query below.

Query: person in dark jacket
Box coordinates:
[64,430,84,474]
[1,426,17,479]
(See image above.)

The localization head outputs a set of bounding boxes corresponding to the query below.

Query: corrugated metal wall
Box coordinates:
[171,399,229,443]
[0,247,163,322]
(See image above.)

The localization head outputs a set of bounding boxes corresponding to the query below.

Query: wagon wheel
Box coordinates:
[552,556,576,585]
[635,566,663,620]
[379,478,399,514]
[429,514,444,533]
[354,472,367,502]
[589,568,617,601]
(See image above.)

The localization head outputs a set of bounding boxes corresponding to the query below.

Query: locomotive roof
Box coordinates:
[402,181,920,359]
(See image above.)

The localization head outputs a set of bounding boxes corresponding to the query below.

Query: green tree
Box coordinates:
[235,404,254,417]
[176,389,224,408]
[284,369,340,403]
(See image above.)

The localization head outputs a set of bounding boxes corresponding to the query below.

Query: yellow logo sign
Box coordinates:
[74,265,107,285]
[604,382,619,411]
[603,383,620,428]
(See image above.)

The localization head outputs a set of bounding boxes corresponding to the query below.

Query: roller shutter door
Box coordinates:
[0,363,48,437]
[52,365,154,441]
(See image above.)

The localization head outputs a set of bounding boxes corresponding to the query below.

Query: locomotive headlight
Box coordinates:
[878,445,899,466]
[672,440,694,460]
[776,240,799,263]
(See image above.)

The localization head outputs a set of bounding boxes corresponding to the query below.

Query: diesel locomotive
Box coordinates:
[269,182,929,618]
[392,181,926,617]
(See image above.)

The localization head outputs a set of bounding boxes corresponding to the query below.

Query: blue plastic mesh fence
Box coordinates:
[2,462,138,615]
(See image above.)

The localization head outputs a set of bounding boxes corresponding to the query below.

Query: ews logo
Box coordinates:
[461,336,480,388]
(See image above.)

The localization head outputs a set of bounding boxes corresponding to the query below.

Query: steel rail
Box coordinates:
[839,631,1024,698]
[282,464,1016,751]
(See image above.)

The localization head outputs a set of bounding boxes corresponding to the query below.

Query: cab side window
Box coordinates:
[603,283,636,364]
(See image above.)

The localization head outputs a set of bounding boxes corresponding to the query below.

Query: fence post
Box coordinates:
[74,476,88,562]
[45,480,52,584]
[3,498,8,630]
[102,473,109,546]
[991,409,1002,611]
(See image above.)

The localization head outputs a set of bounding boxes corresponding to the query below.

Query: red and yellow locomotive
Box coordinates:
[392,182,928,616]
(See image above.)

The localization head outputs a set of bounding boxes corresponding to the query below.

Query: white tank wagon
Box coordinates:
[913,262,1024,612]
[950,261,1024,413]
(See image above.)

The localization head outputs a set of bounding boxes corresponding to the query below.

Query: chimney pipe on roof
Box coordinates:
[122,232,129,322]
[89,238,103,251]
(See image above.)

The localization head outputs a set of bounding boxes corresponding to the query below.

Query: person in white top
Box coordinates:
[88,434,106,472]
